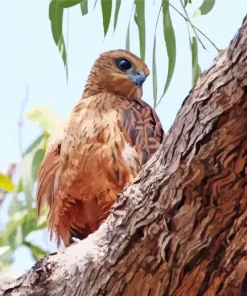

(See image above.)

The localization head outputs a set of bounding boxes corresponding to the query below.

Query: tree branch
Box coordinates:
[1,15,247,296]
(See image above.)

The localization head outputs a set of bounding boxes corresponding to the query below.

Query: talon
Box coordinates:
[71,237,81,243]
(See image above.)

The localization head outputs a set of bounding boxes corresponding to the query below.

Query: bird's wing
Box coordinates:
[36,123,66,216]
[41,96,141,246]
[121,99,164,166]
[36,96,163,246]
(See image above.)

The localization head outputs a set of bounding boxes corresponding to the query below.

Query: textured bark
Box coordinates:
[2,15,247,296]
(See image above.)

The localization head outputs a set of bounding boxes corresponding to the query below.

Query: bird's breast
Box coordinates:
[122,141,139,166]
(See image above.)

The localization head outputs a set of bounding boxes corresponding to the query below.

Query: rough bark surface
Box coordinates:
[2,15,247,296]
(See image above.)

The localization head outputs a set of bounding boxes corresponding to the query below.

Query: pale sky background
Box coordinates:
[0,0,247,275]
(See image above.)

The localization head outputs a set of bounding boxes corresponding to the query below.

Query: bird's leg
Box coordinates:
[69,226,91,245]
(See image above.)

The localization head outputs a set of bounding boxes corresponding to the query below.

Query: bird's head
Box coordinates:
[83,50,150,100]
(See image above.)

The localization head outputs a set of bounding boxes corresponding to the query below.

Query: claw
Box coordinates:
[71,237,81,244]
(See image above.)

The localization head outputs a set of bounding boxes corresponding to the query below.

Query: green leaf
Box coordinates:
[153,7,162,108]
[16,178,23,193]
[8,179,24,216]
[8,181,24,216]
[57,0,84,9]
[197,64,202,80]
[0,247,12,273]
[0,210,38,250]
[134,0,145,60]
[153,37,158,108]
[125,4,134,51]
[49,1,66,77]
[23,135,44,157]
[0,173,15,192]
[126,22,130,51]
[21,135,46,207]
[7,196,24,217]
[113,0,121,32]
[80,0,88,16]
[25,105,62,135]
[0,259,11,273]
[101,0,112,36]
[191,37,202,86]
[184,0,192,6]
[23,241,47,261]
[37,211,48,229]
[194,0,215,16]
[32,149,46,181]
[0,246,10,257]
[158,0,176,106]
[49,0,82,78]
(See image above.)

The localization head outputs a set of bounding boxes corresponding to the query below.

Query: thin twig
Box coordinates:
[179,0,207,51]
[93,0,98,11]
[177,0,210,52]
[170,3,220,52]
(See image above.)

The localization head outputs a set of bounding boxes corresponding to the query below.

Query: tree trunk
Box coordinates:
[2,15,247,296]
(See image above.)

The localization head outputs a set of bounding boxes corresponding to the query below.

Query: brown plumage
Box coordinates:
[36,50,164,246]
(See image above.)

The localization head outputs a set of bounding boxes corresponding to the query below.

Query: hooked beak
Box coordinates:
[127,70,146,88]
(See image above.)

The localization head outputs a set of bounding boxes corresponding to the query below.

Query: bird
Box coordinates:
[36,49,164,247]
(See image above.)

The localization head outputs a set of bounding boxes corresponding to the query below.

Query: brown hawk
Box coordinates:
[37,50,164,246]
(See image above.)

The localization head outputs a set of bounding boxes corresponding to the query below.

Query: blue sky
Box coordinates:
[1,0,247,275]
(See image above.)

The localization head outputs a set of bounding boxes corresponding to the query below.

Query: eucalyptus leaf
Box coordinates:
[37,212,48,229]
[101,0,112,36]
[191,37,202,86]
[49,1,66,76]
[158,0,176,106]
[80,0,88,16]
[153,7,162,108]
[126,23,130,51]
[8,193,24,217]
[152,37,158,108]
[184,0,192,7]
[0,173,15,192]
[134,0,145,60]
[194,0,215,16]
[0,246,10,257]
[114,0,121,32]
[49,0,82,78]
[0,210,35,249]
[32,149,46,181]
[21,135,46,208]
[125,4,134,51]
[8,178,24,216]
[23,135,44,157]
[23,241,47,261]
[0,247,12,273]
[59,0,84,9]
[24,105,62,135]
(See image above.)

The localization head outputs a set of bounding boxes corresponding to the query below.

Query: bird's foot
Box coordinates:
[71,237,81,244]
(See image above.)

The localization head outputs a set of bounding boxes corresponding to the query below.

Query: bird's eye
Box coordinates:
[116,58,132,72]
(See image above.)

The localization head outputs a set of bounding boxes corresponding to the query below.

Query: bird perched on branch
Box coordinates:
[36,50,164,246]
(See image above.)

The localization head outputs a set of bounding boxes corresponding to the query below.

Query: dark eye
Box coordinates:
[116,58,132,72]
